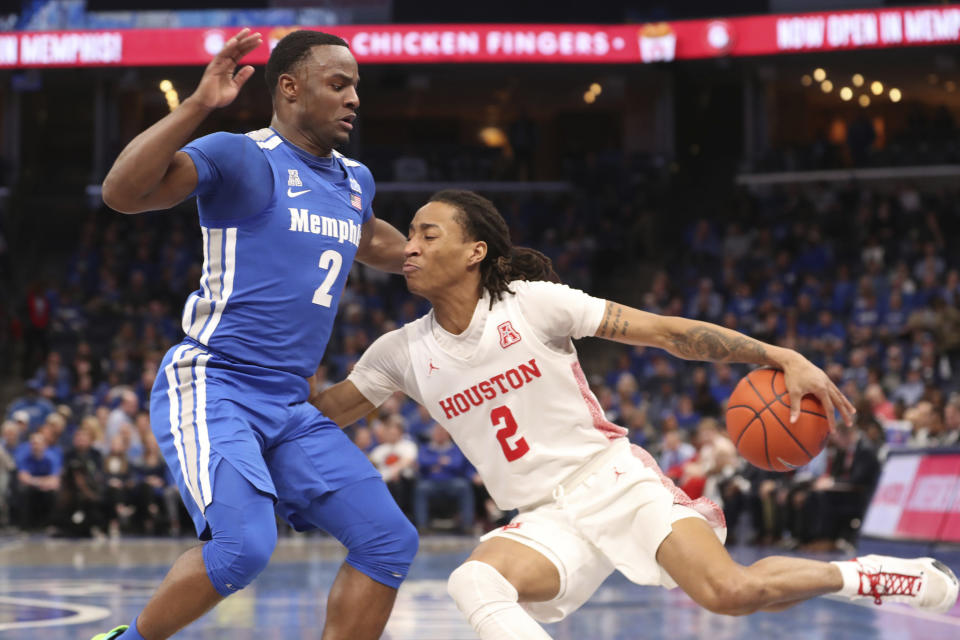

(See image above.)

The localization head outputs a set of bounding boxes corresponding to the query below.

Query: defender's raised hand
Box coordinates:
[190,28,263,110]
[101,28,263,214]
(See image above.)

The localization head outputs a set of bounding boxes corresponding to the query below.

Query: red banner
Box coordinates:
[0,5,958,68]
[941,466,960,543]
[862,451,960,543]
[896,454,960,541]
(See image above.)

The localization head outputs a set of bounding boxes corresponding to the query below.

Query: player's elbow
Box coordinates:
[102,198,139,215]
[101,177,141,214]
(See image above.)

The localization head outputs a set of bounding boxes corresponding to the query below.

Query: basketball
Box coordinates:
[725,368,830,472]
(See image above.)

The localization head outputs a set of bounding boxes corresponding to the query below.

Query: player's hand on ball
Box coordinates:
[780,352,855,429]
[190,28,263,110]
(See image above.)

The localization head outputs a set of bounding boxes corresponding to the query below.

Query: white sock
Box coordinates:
[473,600,553,640]
[831,560,863,598]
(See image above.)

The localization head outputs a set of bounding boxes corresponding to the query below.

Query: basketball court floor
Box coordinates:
[1,535,957,639]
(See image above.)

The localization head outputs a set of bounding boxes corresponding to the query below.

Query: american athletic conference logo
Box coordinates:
[497,321,521,348]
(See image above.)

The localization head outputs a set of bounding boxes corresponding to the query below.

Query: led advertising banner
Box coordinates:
[862,451,960,543]
[0,5,957,68]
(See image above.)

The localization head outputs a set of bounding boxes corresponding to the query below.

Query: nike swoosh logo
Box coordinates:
[287,188,311,198]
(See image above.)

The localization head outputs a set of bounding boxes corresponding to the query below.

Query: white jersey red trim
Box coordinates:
[405,289,615,509]
[350,281,724,527]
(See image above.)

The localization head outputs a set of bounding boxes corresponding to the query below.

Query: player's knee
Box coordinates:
[241,522,278,575]
[389,516,420,568]
[448,561,518,625]
[347,515,418,588]
[204,511,278,596]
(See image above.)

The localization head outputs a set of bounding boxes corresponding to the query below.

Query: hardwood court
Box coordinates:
[0,536,957,639]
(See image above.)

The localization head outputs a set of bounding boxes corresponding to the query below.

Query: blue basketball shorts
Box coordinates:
[150,340,383,539]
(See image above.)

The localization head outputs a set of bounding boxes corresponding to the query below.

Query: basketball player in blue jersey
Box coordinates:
[93,30,417,640]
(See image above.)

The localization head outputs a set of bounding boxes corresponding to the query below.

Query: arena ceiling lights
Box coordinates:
[0,4,958,68]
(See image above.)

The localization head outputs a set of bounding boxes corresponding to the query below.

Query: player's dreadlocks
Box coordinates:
[265,30,349,98]
[429,190,560,308]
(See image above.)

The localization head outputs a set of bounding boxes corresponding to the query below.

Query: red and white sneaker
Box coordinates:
[854,555,959,614]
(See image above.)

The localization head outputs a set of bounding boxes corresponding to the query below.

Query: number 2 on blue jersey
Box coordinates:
[312,249,343,307]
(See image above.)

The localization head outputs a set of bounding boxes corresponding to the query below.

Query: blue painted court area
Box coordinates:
[0,537,957,639]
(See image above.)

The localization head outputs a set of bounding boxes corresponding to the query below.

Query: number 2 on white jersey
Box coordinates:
[312,250,343,307]
[491,405,529,462]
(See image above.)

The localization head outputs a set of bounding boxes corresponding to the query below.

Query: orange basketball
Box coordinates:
[725,368,830,472]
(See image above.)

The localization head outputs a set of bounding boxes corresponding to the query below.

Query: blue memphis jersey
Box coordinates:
[180,127,374,377]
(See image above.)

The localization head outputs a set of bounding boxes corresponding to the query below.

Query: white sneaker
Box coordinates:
[854,555,959,614]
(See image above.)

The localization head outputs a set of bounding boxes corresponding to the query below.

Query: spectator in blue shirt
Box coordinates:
[794,226,832,275]
[761,278,792,310]
[674,394,701,432]
[794,292,819,342]
[686,278,724,323]
[914,267,941,308]
[36,413,66,469]
[659,429,697,474]
[404,404,435,444]
[413,423,476,534]
[687,219,721,265]
[881,290,910,340]
[852,287,882,331]
[28,351,73,403]
[709,363,737,406]
[830,264,856,315]
[604,352,635,390]
[15,432,61,530]
[811,309,846,348]
[6,381,55,431]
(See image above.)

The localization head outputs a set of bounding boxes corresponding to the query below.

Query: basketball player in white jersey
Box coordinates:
[314,190,959,638]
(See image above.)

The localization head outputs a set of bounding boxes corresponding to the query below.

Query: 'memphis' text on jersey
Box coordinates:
[288,208,362,247]
[439,358,542,419]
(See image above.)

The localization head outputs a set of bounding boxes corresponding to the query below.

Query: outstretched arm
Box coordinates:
[101,29,262,214]
[594,301,855,428]
[311,379,377,428]
[312,329,410,426]
[356,216,406,274]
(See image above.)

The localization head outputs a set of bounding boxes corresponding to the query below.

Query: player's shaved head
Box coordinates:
[265,30,350,97]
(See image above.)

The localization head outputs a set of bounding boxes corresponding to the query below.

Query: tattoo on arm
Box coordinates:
[598,301,613,337]
[597,302,627,338]
[668,325,768,363]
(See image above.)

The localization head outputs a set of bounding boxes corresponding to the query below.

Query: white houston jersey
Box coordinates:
[406,291,615,510]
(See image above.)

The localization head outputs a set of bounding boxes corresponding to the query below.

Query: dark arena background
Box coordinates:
[0,1,958,638]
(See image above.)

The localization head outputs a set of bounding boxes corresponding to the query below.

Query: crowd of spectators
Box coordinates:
[0,177,959,547]
[0,187,602,536]
[586,181,960,547]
